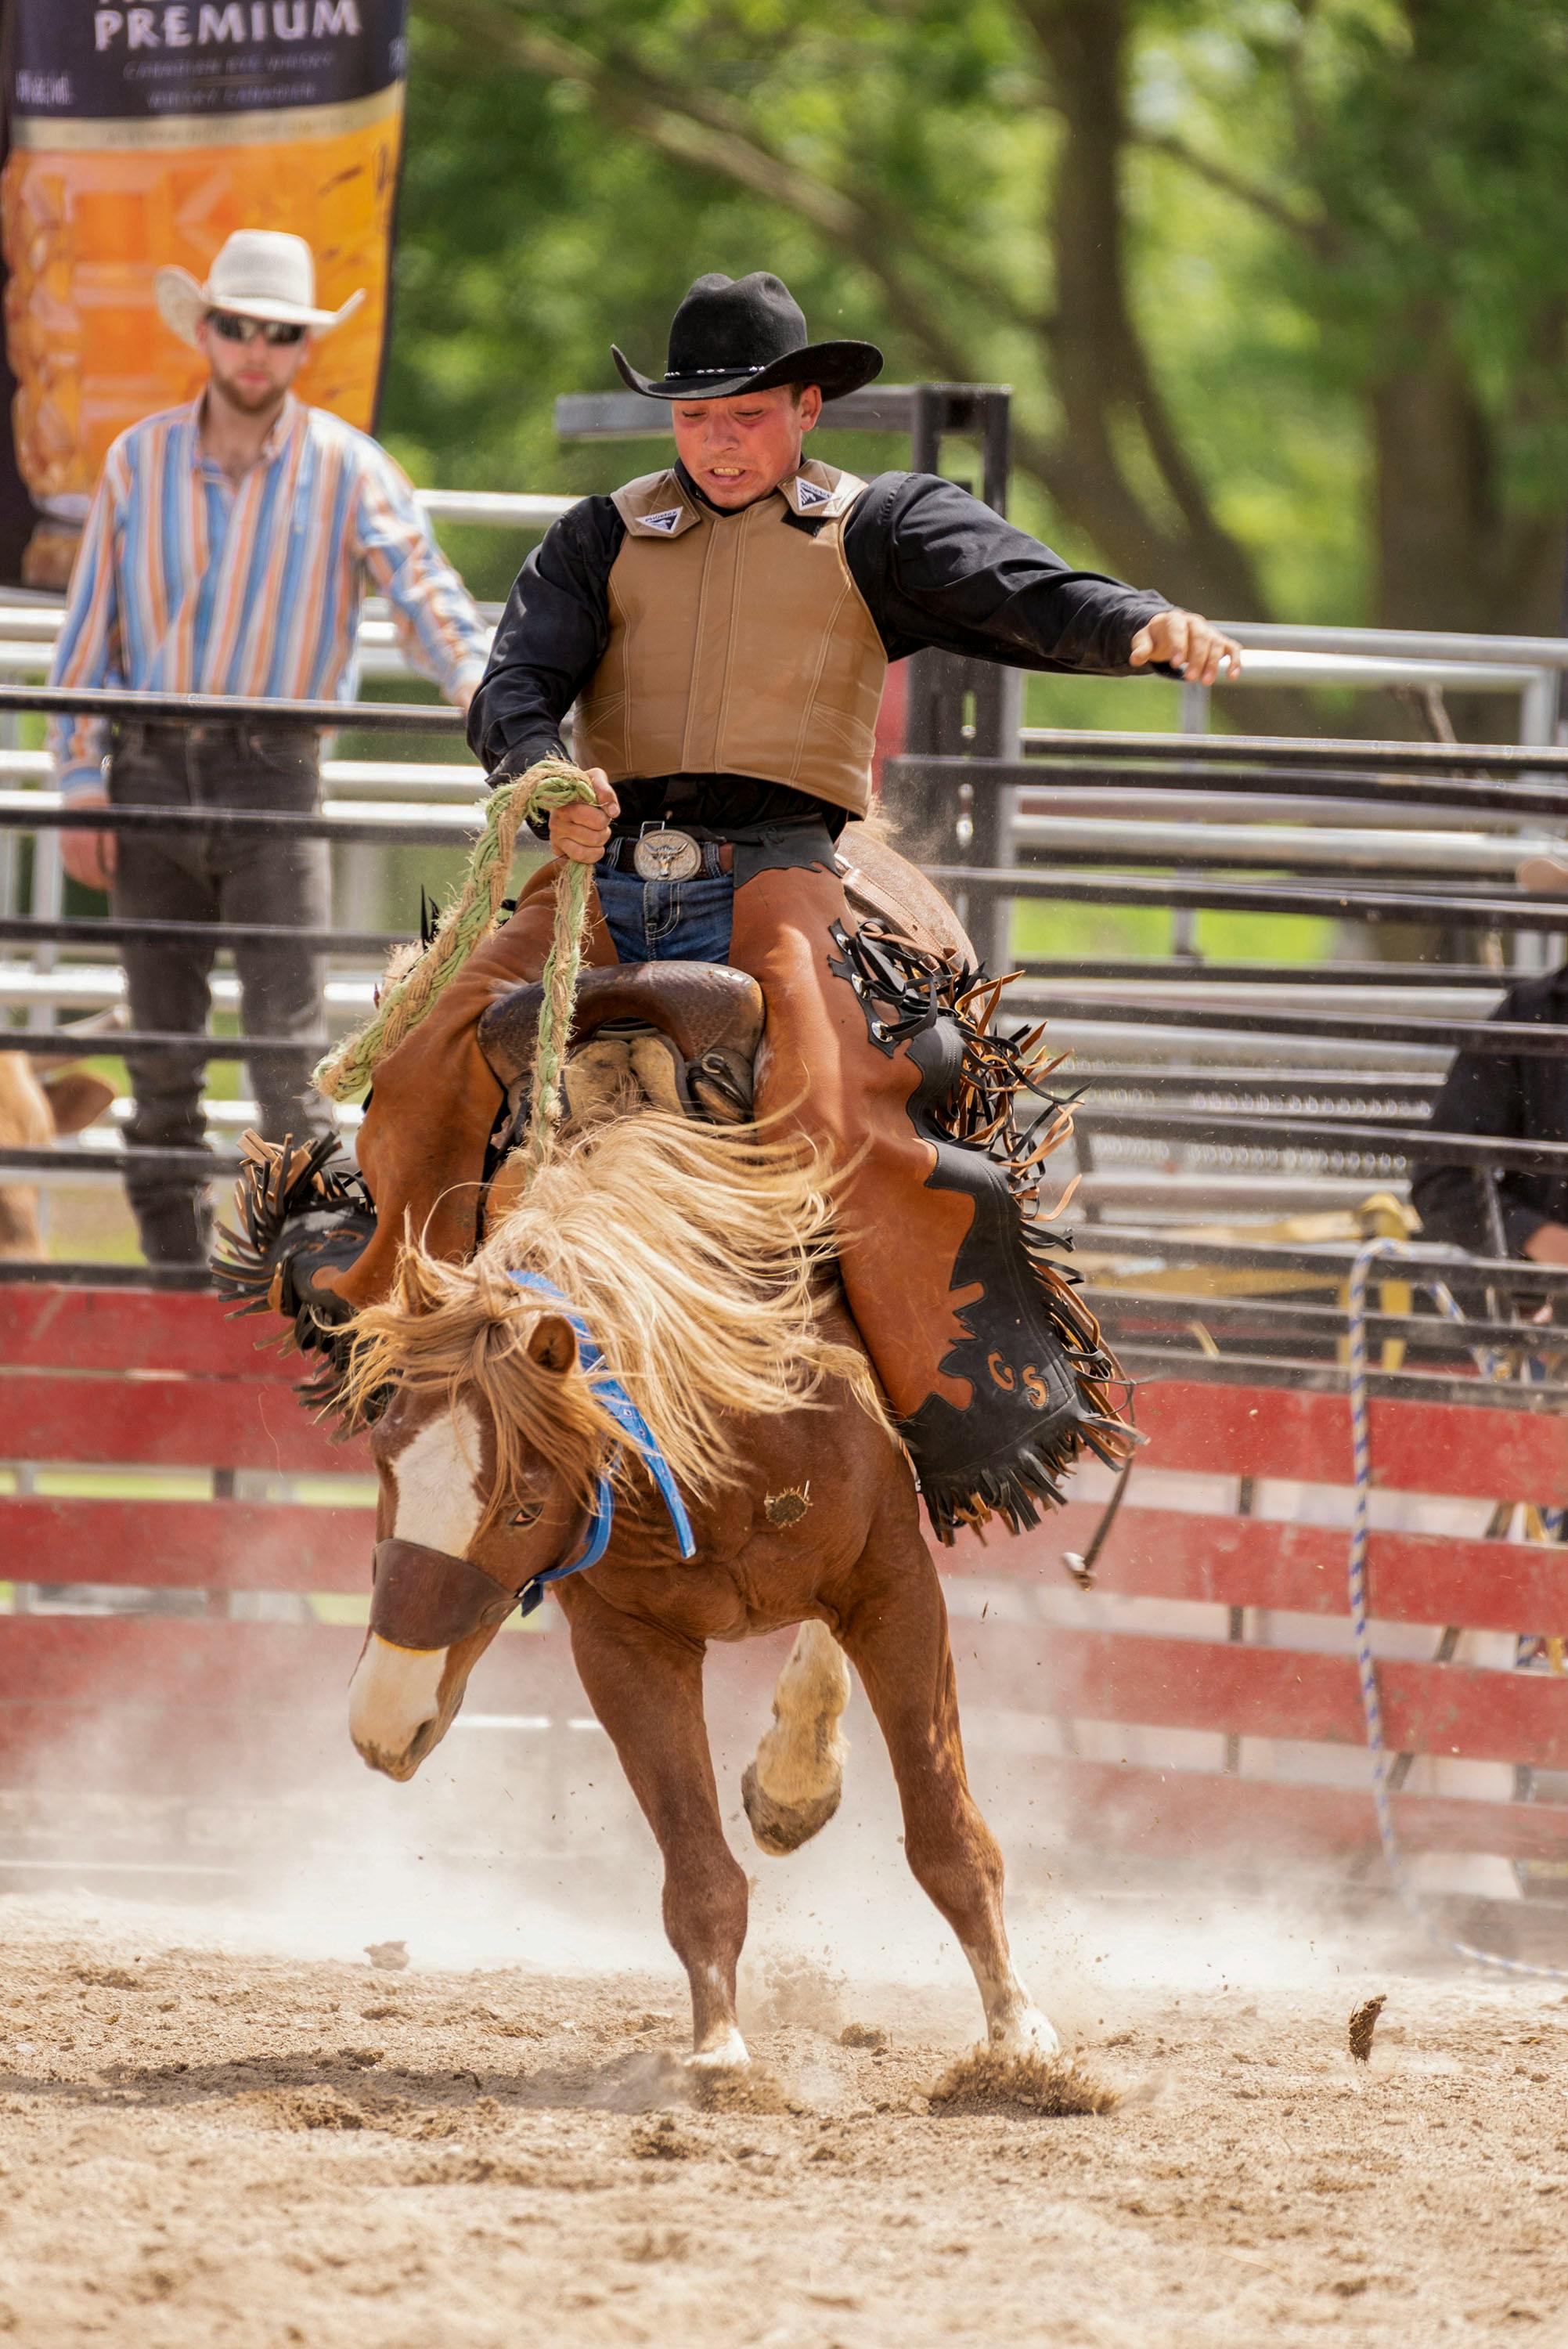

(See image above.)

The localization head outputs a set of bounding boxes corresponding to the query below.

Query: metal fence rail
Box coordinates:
[1018,995,1568,1056]
[0,1029,323,1059]
[932,862,1568,931]
[4,576,1568,1308]
[1019,958,1510,988]
[1074,1106,1568,1173]
[1015,726,1568,776]
[0,792,480,847]
[1011,818,1559,878]
[0,680,464,731]
[0,915,405,954]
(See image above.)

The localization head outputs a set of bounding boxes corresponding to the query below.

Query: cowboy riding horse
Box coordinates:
[229,269,1239,1539]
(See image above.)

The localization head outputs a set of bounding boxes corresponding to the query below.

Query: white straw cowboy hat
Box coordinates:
[154,230,365,348]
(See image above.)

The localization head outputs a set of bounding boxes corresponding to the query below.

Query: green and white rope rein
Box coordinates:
[312,757,599,1180]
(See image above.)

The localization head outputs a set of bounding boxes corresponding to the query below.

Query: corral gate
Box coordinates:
[4,1280,1564,1885]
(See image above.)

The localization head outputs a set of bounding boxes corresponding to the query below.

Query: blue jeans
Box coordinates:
[595,847,735,965]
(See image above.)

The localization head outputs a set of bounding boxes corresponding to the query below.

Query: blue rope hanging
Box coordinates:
[506,1271,696,1615]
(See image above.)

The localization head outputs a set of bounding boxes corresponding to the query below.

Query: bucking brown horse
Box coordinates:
[330,1110,1063,2069]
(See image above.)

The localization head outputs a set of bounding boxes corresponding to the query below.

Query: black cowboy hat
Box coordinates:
[611,272,883,403]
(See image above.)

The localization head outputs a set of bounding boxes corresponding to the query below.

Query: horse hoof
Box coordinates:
[990,2006,1062,2061]
[741,1760,842,1856]
[689,2026,750,2071]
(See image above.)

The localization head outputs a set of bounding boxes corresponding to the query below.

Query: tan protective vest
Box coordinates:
[572,459,887,819]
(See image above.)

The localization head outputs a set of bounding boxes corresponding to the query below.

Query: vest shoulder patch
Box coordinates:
[623,500,701,539]
[780,464,869,521]
[611,471,702,537]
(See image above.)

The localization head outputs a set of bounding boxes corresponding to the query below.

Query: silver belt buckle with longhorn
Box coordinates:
[633,825,703,882]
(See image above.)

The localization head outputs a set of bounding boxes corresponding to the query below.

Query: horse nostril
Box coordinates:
[349,1636,447,1765]
[356,1722,434,1781]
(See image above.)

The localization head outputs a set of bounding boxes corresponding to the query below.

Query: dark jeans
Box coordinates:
[594,846,736,962]
[109,721,333,1263]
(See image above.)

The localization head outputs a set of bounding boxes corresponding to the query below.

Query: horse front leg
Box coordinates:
[835,1511,1060,2059]
[557,1580,749,2067]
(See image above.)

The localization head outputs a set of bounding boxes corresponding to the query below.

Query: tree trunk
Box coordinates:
[1372,309,1566,741]
[1022,0,1269,620]
[1017,2,1321,731]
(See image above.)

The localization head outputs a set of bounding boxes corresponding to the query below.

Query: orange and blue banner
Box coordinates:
[0,0,409,587]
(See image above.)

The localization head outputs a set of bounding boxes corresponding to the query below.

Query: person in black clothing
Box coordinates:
[330,270,1242,1535]
[1411,965,1568,1261]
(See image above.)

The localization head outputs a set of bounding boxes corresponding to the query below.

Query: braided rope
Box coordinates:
[1346,1235,1568,1979]
[312,761,600,1138]
[514,778,598,1183]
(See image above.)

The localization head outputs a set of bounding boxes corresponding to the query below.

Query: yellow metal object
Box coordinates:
[1080,1207,1361,1300]
[1083,1191,1421,1325]
[1516,1512,1566,1672]
[1336,1193,1418,1373]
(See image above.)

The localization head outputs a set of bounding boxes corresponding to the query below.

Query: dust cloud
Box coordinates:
[4,1624,1567,2345]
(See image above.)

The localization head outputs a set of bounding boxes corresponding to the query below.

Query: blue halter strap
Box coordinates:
[507,1272,696,1615]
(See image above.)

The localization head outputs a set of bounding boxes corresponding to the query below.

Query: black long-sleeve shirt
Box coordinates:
[1410,968,1568,1256]
[467,466,1171,827]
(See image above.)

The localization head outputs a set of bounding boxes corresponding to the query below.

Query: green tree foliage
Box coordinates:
[390,0,1568,637]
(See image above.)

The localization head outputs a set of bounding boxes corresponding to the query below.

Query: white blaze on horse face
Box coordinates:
[351,1403,485,1772]
[390,1402,485,1556]
[348,1638,447,1774]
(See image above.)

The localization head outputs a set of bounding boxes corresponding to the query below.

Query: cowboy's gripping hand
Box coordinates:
[1129,610,1242,686]
[550,768,619,863]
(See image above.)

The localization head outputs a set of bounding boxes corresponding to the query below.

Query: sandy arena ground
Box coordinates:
[2,1875,1566,2349]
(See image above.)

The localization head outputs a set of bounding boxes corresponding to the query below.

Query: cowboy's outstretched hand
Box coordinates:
[550,768,619,864]
[1129,610,1242,685]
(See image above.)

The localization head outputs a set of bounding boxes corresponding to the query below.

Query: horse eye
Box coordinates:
[510,1501,543,1529]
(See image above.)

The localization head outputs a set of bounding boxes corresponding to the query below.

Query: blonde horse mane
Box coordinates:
[341,1113,889,1525]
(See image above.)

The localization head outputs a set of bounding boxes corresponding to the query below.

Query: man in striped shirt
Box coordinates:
[49,229,489,1265]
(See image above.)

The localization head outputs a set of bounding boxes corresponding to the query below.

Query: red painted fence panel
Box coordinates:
[3,1284,1566,1867]
[0,1499,372,1590]
[0,1285,297,1380]
[1029,1758,1568,1865]
[1134,1380,1568,1506]
[0,1616,561,1712]
[0,1369,364,1476]
[0,1621,575,1798]
[984,1505,1568,1636]
[979,1625,1568,1769]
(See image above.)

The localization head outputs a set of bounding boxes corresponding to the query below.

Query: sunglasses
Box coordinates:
[207,312,308,348]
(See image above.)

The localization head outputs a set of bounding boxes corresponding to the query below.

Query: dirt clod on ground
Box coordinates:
[629,2111,705,2160]
[926,2044,1120,2117]
[363,1938,409,1972]
[251,2085,369,2132]
[1348,1992,1387,2063]
[687,2059,797,2116]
